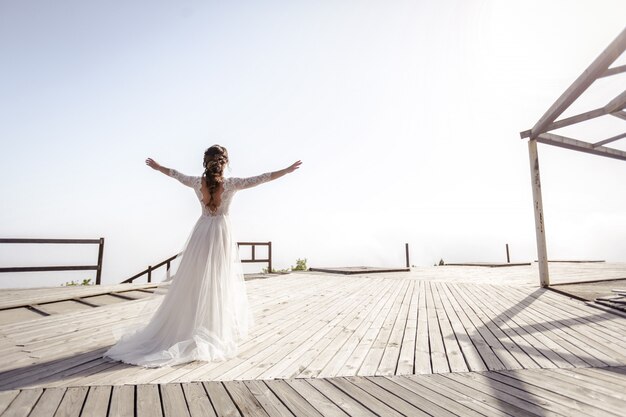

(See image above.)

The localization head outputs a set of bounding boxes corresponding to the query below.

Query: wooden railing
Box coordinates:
[238,241,272,272]
[0,238,105,285]
[122,241,273,284]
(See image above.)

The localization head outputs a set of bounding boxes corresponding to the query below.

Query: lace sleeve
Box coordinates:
[226,172,272,191]
[169,169,198,188]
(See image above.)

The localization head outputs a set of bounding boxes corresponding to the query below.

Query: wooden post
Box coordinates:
[506,243,510,264]
[405,243,410,268]
[147,265,152,283]
[95,238,104,285]
[528,140,550,287]
[166,261,171,281]
[268,241,272,273]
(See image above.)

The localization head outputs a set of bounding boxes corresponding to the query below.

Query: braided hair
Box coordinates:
[203,145,229,214]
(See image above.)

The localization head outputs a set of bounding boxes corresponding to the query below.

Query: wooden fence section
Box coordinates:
[0,238,105,285]
[1,366,625,416]
[122,242,272,284]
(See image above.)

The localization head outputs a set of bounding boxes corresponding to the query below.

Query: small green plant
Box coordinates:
[261,266,290,273]
[261,258,308,274]
[63,278,93,286]
[291,258,308,271]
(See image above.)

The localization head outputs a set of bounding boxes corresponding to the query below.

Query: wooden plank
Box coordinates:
[28,388,66,417]
[605,89,626,113]
[437,283,504,371]
[594,132,626,147]
[283,379,348,417]
[472,286,580,368]
[223,380,270,417]
[80,386,111,417]
[181,383,217,417]
[355,281,410,376]
[576,366,626,388]
[327,377,403,417]
[547,368,626,400]
[433,282,487,372]
[449,371,581,417]
[305,378,376,417]
[0,391,19,415]
[203,382,241,417]
[249,278,386,380]
[396,277,419,374]
[491,286,621,367]
[243,380,294,417]
[497,368,625,415]
[430,282,467,373]
[414,281,430,374]
[343,376,430,416]
[521,107,606,138]
[458,283,545,369]
[367,376,458,417]
[264,379,322,417]
[53,386,88,417]
[485,370,609,416]
[299,279,397,379]
[405,373,504,416]
[427,373,537,417]
[0,388,42,417]
[376,280,414,375]
[108,385,134,417]
[446,283,521,369]
[389,374,490,417]
[160,384,191,417]
[335,280,407,376]
[536,132,626,161]
[601,63,626,77]
[136,385,163,417]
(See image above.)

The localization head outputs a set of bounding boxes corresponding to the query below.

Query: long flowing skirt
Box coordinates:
[104,214,253,367]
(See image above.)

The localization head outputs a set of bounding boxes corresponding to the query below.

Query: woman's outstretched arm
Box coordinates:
[231,160,302,191]
[146,158,197,187]
[145,158,171,176]
[270,160,302,181]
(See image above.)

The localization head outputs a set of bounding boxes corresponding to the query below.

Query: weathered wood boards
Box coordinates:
[1,366,625,417]
[1,269,626,391]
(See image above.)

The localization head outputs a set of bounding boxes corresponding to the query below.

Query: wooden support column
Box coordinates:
[528,140,549,287]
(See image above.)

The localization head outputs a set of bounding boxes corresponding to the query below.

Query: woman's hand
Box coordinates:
[270,160,302,181]
[145,158,161,170]
[284,160,302,174]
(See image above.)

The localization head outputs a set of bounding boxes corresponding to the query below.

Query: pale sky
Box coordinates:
[1,1,625,288]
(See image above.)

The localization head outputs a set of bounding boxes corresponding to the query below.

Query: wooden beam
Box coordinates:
[529,27,626,138]
[612,110,626,121]
[593,132,626,147]
[520,107,606,138]
[528,140,550,287]
[536,132,626,161]
[605,89,626,113]
[599,64,626,78]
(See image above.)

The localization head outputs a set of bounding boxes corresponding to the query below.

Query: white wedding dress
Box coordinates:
[104,169,272,367]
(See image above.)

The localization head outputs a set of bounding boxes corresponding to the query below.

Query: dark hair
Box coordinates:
[203,145,229,213]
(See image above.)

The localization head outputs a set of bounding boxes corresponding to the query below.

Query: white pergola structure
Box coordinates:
[520,26,626,287]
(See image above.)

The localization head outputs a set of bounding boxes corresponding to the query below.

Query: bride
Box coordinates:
[104,145,301,367]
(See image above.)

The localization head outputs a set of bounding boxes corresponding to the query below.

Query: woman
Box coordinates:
[104,145,301,367]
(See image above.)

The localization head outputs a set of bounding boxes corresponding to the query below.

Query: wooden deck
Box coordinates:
[1,366,625,416]
[1,263,626,415]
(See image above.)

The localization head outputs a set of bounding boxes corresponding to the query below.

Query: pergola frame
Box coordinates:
[520,26,626,287]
